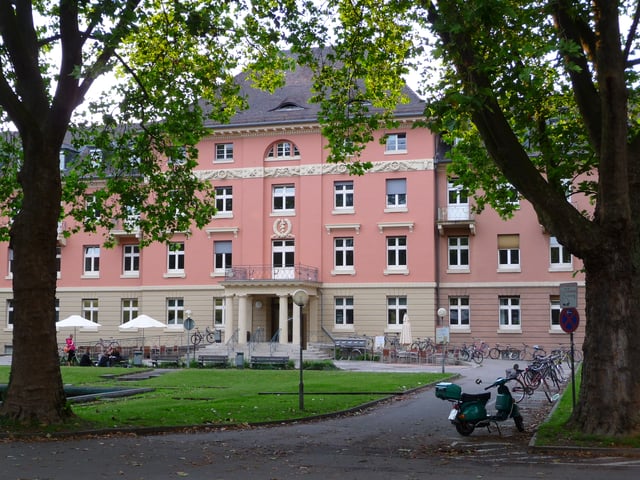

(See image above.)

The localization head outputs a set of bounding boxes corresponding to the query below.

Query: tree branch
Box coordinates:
[0,0,49,129]
[551,0,602,153]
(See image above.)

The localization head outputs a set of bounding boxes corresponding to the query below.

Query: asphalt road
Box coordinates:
[1,358,639,479]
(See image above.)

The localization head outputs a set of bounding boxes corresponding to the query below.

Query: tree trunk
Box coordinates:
[570,239,640,435]
[0,136,69,424]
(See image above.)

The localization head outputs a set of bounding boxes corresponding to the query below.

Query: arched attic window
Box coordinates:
[270,101,305,112]
[265,140,301,160]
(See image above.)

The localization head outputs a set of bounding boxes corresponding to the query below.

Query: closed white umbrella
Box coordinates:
[399,314,412,346]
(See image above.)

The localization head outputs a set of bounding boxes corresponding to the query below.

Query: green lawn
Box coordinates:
[0,366,451,432]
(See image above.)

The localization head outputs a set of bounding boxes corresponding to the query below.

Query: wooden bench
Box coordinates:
[151,354,182,367]
[250,355,289,369]
[197,354,229,368]
[335,337,368,360]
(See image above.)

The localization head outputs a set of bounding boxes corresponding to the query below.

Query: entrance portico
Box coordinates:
[220,281,318,346]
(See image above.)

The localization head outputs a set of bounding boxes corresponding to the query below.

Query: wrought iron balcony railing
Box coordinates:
[225,264,319,282]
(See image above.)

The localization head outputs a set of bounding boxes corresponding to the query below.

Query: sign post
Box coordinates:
[559,307,580,409]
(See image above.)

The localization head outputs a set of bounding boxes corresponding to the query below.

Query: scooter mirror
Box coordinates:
[475,378,482,384]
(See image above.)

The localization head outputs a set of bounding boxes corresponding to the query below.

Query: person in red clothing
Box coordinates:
[65,334,76,365]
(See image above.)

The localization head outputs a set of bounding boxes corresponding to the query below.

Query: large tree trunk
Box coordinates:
[570,239,640,435]
[0,135,69,424]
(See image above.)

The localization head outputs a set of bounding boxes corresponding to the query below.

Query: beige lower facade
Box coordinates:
[1,281,582,356]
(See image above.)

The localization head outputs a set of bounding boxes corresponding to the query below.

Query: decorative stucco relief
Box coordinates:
[196,159,434,181]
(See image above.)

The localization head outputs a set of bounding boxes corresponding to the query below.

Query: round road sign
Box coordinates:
[184,317,195,331]
[559,307,580,333]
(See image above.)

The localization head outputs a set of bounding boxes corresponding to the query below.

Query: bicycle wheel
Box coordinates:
[471,350,484,364]
[509,378,527,403]
[205,332,216,343]
[488,348,501,360]
[508,348,520,361]
[190,333,202,345]
[459,348,470,362]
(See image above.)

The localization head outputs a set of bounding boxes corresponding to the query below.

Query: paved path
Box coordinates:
[2,357,638,479]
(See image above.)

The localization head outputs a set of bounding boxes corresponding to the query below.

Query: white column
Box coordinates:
[292,301,301,346]
[223,295,234,343]
[237,295,248,345]
[279,294,288,344]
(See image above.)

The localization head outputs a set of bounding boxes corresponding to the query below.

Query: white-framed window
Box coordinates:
[550,296,562,331]
[272,239,295,279]
[83,246,100,276]
[272,184,295,213]
[499,296,521,330]
[266,140,300,160]
[334,181,354,212]
[386,236,407,271]
[6,299,14,328]
[335,297,354,327]
[167,297,184,326]
[213,297,225,327]
[121,298,139,324]
[449,297,470,329]
[448,236,469,270]
[385,132,407,152]
[82,298,99,323]
[385,178,407,209]
[168,145,187,166]
[498,234,520,271]
[214,240,232,274]
[334,237,354,272]
[501,183,520,207]
[56,247,62,278]
[387,296,407,327]
[215,143,234,162]
[215,186,233,216]
[549,236,572,270]
[122,244,140,276]
[167,242,185,274]
[6,248,13,278]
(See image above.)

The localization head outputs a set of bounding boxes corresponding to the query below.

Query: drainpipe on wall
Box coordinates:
[434,135,442,338]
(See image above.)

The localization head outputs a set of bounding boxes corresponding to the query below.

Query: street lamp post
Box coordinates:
[184,310,195,368]
[437,308,447,373]
[292,289,309,410]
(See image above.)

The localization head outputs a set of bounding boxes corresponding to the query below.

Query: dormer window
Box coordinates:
[265,141,300,160]
[272,102,304,112]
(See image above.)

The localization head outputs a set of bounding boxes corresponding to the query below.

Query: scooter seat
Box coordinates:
[461,392,491,403]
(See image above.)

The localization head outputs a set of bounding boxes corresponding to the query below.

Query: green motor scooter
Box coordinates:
[435,377,525,436]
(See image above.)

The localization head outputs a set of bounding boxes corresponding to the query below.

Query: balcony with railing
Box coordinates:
[436,206,476,235]
[224,264,319,282]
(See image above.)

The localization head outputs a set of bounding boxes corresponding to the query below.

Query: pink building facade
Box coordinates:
[0,67,585,356]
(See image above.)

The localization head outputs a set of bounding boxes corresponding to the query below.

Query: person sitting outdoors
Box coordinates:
[79,350,93,366]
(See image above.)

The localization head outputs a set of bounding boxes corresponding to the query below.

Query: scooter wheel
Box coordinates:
[514,415,525,432]
[455,421,475,436]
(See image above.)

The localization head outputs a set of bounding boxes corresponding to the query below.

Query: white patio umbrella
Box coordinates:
[399,314,413,346]
[56,315,100,344]
[119,314,166,350]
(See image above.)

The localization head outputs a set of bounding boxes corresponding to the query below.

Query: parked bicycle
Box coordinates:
[488,343,520,360]
[458,342,484,364]
[519,343,546,361]
[190,326,219,346]
[94,337,120,353]
[410,337,436,353]
[551,343,583,367]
